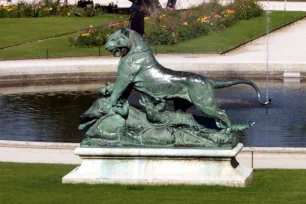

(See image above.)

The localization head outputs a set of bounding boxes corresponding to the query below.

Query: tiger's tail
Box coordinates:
[208,79,271,105]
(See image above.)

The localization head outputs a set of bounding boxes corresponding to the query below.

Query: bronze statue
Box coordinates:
[79,29,271,148]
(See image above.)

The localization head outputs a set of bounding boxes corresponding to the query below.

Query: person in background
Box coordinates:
[128,0,146,37]
[129,0,141,12]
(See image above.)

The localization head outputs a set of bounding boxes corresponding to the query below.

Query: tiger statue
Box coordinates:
[102,29,270,133]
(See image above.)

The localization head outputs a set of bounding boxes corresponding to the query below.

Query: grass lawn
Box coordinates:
[0,15,127,49]
[0,11,305,60]
[1,162,306,204]
[0,33,107,60]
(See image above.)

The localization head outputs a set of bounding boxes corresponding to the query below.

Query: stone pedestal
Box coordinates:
[62,143,252,187]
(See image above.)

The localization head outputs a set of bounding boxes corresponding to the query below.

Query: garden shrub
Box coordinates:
[0,8,9,18]
[231,0,264,20]
[0,1,104,18]
[83,7,96,17]
[148,26,177,45]
[68,22,127,47]
[0,1,130,18]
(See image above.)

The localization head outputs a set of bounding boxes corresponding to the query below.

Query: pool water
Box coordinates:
[1,80,306,147]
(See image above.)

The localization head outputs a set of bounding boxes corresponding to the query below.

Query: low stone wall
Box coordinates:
[0,55,305,85]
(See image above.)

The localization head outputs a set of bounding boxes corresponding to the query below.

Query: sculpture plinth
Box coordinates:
[62,143,252,187]
[62,29,270,187]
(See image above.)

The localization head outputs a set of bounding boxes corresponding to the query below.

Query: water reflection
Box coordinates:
[0,91,98,142]
[1,80,306,147]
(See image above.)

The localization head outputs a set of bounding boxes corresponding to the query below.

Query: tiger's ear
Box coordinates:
[120,29,130,37]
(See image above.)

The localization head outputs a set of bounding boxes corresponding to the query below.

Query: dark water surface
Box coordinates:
[1,80,306,147]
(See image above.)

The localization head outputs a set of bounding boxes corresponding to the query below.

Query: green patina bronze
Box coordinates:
[79,29,271,148]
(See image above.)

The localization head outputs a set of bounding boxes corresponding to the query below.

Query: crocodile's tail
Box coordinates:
[208,79,271,105]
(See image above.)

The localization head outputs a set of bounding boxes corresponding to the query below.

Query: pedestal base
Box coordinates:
[62,143,252,187]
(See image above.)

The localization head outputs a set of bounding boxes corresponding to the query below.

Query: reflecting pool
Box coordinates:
[1,79,306,147]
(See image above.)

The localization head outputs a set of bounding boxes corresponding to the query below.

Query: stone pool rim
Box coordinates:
[1,55,306,85]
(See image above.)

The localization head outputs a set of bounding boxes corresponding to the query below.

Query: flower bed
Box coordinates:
[147,0,264,45]
[0,1,124,18]
[69,0,263,47]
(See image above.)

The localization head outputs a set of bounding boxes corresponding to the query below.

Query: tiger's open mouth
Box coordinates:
[112,47,129,57]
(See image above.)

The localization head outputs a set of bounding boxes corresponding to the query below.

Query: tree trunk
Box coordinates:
[142,0,163,15]
[166,0,177,9]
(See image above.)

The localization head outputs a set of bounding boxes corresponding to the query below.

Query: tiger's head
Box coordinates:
[105,29,132,57]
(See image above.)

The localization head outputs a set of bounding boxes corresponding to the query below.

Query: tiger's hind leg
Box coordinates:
[188,82,232,133]
[193,103,232,133]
